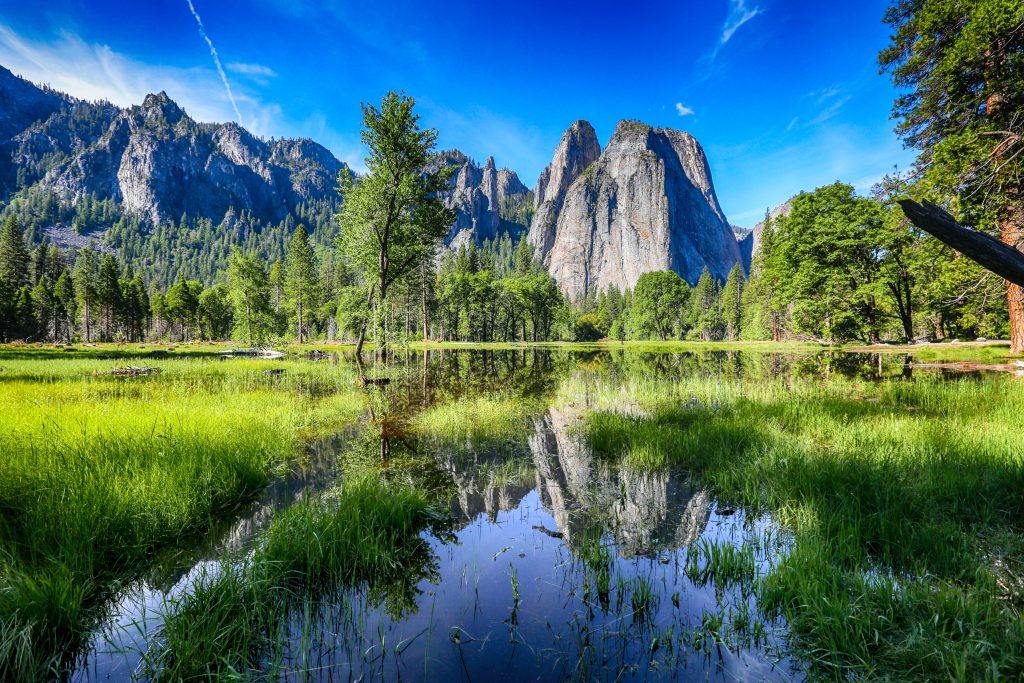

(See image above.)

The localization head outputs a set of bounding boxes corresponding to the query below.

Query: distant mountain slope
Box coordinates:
[40,91,347,225]
[0,66,119,196]
[0,67,752,295]
[429,150,533,249]
[0,66,348,227]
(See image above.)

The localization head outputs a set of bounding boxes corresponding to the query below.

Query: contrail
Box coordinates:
[184,0,243,125]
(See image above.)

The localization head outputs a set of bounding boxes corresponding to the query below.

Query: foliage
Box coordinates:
[336,91,455,353]
[629,271,689,341]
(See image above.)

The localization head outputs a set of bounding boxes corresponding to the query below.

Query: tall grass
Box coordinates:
[576,370,1024,680]
[145,476,443,680]
[409,392,544,443]
[0,356,365,680]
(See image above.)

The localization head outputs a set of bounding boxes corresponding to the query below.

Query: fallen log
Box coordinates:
[531,524,564,539]
[356,376,391,388]
[102,366,161,377]
[898,199,1024,288]
[222,349,286,359]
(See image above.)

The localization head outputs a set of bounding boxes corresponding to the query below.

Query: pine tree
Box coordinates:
[96,254,123,341]
[228,250,273,344]
[0,216,30,292]
[72,247,99,343]
[284,224,318,343]
[54,270,76,343]
[721,263,745,340]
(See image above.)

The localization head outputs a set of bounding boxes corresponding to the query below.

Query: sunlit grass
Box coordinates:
[409,392,544,443]
[0,357,365,680]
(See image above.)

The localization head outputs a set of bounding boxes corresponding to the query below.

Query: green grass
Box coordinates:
[0,356,365,680]
[409,392,544,443]
[144,476,444,681]
[3,342,1021,681]
[576,370,1024,680]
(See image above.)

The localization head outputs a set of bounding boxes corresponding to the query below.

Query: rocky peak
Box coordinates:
[139,91,186,127]
[431,149,532,249]
[744,197,794,267]
[527,119,602,258]
[497,168,527,197]
[30,85,347,225]
[536,119,741,300]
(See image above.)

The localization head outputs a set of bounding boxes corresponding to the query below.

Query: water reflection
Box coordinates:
[528,408,711,559]
[70,346,975,681]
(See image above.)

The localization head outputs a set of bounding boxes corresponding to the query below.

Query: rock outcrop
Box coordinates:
[742,197,794,268]
[733,225,754,272]
[528,407,711,557]
[0,66,118,194]
[38,91,347,225]
[527,120,602,259]
[532,119,741,300]
[430,150,533,249]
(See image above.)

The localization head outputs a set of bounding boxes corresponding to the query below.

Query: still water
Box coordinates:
[70,349,984,681]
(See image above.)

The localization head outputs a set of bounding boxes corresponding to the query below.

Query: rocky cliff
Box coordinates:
[429,150,533,249]
[527,120,602,259]
[531,119,741,300]
[0,66,119,195]
[39,92,347,224]
[741,197,794,269]
[0,66,348,225]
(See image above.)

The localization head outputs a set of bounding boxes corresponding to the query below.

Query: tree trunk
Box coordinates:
[83,299,91,343]
[1004,197,1024,353]
[355,283,376,359]
[421,282,429,341]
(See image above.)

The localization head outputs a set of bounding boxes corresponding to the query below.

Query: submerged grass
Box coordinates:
[0,356,365,680]
[576,370,1024,680]
[146,476,444,680]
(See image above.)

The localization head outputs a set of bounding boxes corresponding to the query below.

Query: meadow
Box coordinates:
[0,342,1021,681]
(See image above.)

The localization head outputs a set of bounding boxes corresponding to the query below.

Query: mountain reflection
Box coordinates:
[443,406,711,559]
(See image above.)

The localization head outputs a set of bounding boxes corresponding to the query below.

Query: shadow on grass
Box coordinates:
[583,392,1024,681]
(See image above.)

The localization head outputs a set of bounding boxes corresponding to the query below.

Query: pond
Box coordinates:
[4,348,1020,681]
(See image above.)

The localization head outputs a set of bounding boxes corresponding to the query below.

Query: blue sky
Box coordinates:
[0,0,914,227]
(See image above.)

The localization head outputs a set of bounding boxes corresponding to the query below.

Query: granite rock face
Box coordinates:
[429,150,533,249]
[733,225,755,272]
[36,91,346,224]
[533,119,742,300]
[746,198,794,264]
[527,120,602,259]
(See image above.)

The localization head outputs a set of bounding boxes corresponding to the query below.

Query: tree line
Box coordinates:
[0,183,1011,347]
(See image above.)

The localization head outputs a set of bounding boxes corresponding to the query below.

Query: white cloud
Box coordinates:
[807,95,851,126]
[675,102,695,117]
[720,0,762,45]
[0,23,362,166]
[785,87,852,132]
[809,85,840,104]
[227,62,277,78]
[700,0,763,70]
